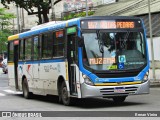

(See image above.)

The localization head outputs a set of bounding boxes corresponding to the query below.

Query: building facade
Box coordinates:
[0,0,118,31]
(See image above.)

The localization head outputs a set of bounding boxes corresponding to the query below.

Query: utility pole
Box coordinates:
[13,18,15,34]
[148,0,156,80]
[21,8,25,31]
[86,0,88,16]
[16,5,20,33]
[51,0,55,21]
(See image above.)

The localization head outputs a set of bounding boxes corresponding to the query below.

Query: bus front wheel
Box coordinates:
[112,96,127,103]
[61,81,72,106]
[22,78,32,99]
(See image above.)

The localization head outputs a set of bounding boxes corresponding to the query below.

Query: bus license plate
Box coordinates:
[114,87,125,93]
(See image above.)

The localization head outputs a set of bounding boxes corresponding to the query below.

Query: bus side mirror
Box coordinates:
[71,36,84,51]
[75,36,84,47]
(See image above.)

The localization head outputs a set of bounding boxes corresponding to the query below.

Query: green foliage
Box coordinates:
[63,11,95,20]
[88,11,95,16]
[1,0,62,24]
[0,8,15,53]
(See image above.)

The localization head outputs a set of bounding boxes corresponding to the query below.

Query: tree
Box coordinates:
[0,8,16,54]
[1,0,62,24]
[63,11,95,20]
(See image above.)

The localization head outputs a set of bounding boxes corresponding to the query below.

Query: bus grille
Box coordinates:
[95,72,139,78]
[100,86,138,96]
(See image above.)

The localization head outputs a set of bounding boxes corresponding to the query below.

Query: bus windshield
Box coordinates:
[82,31,147,71]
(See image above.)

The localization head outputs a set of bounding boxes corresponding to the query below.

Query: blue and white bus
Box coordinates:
[8,16,150,105]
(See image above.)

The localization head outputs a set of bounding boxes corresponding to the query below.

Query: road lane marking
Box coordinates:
[3,90,22,94]
[0,93,5,96]
[0,89,22,97]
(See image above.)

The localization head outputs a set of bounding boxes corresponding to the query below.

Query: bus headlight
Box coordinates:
[142,72,149,83]
[83,74,94,86]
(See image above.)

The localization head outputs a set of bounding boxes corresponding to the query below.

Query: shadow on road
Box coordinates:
[74,98,147,109]
[15,94,147,108]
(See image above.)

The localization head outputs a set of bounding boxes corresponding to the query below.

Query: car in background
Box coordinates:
[0,62,2,68]
[2,58,8,74]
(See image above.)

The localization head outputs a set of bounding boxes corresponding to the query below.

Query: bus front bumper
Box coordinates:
[81,80,150,98]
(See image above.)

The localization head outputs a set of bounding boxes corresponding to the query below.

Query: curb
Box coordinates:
[150,84,160,87]
[150,80,160,87]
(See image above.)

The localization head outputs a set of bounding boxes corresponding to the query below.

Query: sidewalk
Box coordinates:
[149,69,160,87]
[150,80,160,87]
[0,68,2,74]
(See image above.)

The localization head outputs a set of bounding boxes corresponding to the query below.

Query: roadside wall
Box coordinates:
[147,37,160,80]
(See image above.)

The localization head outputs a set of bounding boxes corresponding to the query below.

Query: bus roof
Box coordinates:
[31,21,64,30]
[8,17,80,41]
[8,16,141,41]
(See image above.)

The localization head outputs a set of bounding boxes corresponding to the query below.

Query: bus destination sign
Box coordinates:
[88,21,134,29]
[81,20,141,29]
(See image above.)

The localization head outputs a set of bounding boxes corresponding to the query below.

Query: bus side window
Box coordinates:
[33,36,39,60]
[25,38,32,60]
[41,34,47,58]
[8,42,14,62]
[53,30,65,57]
[41,32,53,59]
[19,40,25,61]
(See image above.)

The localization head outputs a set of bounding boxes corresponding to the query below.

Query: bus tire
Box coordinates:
[61,81,72,106]
[22,78,32,99]
[112,96,127,104]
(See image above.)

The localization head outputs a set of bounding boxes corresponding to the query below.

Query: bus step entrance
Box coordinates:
[70,65,78,96]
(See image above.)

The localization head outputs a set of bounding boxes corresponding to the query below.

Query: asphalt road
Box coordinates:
[0,69,160,120]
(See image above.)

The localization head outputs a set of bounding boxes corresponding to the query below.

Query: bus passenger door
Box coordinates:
[13,41,19,90]
[67,33,80,96]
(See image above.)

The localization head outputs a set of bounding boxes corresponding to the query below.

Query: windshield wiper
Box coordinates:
[96,30,104,53]
[121,31,130,49]
[124,31,130,41]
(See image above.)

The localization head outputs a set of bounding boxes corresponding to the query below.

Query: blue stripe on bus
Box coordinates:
[78,47,91,76]
[141,18,150,67]
[20,31,34,38]
[18,59,65,64]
